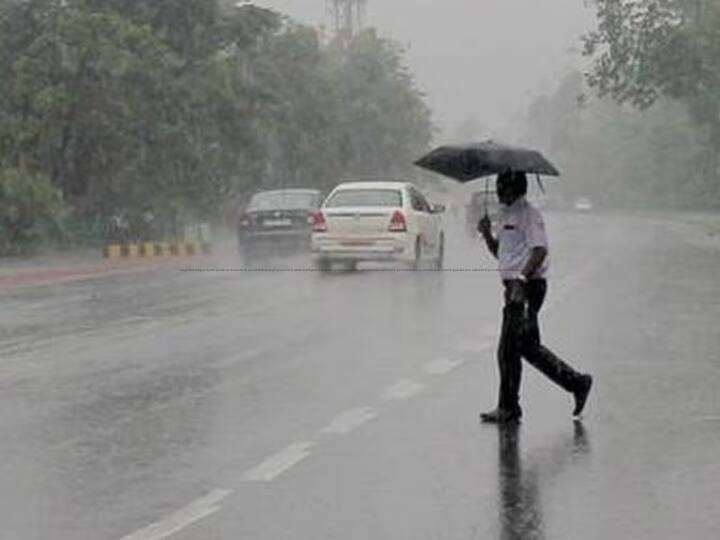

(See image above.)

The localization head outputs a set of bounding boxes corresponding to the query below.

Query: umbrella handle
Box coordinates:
[483,178,489,218]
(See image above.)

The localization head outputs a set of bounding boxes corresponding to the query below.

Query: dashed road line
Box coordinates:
[118,489,233,540]
[242,442,314,482]
[424,358,464,375]
[320,407,377,435]
[383,379,425,401]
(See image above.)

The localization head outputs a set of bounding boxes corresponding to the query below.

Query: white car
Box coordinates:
[311,181,445,270]
[574,197,593,212]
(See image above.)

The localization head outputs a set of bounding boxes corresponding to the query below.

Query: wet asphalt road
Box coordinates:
[1,212,719,540]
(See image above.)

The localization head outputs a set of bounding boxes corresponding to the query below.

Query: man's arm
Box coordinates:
[477,216,498,259]
[521,246,547,279]
[509,246,546,304]
[520,207,549,278]
[483,233,499,259]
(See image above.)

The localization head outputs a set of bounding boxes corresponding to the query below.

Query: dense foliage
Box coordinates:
[0,168,65,254]
[0,0,433,253]
[525,70,707,208]
[580,0,720,205]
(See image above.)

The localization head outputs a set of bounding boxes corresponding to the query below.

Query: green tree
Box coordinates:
[526,69,705,208]
[330,30,434,180]
[0,168,65,255]
[0,0,434,251]
[584,0,720,200]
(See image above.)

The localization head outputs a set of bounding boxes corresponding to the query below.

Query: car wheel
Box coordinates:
[314,258,332,272]
[433,234,444,271]
[239,244,252,265]
[411,237,422,271]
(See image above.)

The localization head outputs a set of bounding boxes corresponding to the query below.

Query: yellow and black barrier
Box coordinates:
[103,241,212,259]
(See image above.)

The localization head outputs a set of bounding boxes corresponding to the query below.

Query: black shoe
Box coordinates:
[572,374,593,416]
[480,408,522,424]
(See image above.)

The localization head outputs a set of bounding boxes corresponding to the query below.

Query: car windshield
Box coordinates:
[247,192,318,211]
[325,189,403,208]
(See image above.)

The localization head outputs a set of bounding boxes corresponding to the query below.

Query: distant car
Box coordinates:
[237,188,322,261]
[574,197,593,212]
[311,181,445,271]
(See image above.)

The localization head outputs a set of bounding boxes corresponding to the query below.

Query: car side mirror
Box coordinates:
[432,204,446,214]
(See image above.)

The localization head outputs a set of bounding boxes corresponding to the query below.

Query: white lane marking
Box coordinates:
[118,489,233,540]
[320,407,377,435]
[424,358,464,375]
[383,379,425,401]
[243,442,313,482]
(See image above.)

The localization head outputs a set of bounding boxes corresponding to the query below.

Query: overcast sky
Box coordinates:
[253,0,595,138]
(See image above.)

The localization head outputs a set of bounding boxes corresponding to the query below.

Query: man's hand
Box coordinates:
[477,215,492,237]
[507,279,526,305]
[478,215,498,258]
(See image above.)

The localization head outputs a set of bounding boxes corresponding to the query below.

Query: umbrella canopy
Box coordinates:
[414,140,560,182]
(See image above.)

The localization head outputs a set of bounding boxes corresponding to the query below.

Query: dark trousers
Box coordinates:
[497,279,584,414]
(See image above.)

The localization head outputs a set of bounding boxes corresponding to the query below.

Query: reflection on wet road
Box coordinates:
[497,421,589,540]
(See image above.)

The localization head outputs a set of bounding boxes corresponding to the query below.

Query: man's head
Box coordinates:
[496,170,528,206]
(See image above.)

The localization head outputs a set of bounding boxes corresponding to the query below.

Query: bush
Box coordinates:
[0,169,67,256]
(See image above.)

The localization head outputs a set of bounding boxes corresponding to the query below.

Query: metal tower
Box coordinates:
[327,0,367,37]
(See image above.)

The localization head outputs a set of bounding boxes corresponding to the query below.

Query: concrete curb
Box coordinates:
[102,241,213,259]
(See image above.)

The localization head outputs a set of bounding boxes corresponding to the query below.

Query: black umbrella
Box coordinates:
[414,140,560,182]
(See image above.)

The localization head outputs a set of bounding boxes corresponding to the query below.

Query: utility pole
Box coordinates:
[327,0,367,38]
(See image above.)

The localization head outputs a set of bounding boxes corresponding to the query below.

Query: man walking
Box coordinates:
[477,170,593,423]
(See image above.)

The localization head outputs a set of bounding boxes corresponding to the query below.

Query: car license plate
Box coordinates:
[264,219,292,227]
[342,239,373,246]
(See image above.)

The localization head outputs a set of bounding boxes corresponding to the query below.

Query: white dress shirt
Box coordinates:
[496,196,549,281]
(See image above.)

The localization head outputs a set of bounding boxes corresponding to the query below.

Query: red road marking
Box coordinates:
[0,256,220,290]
